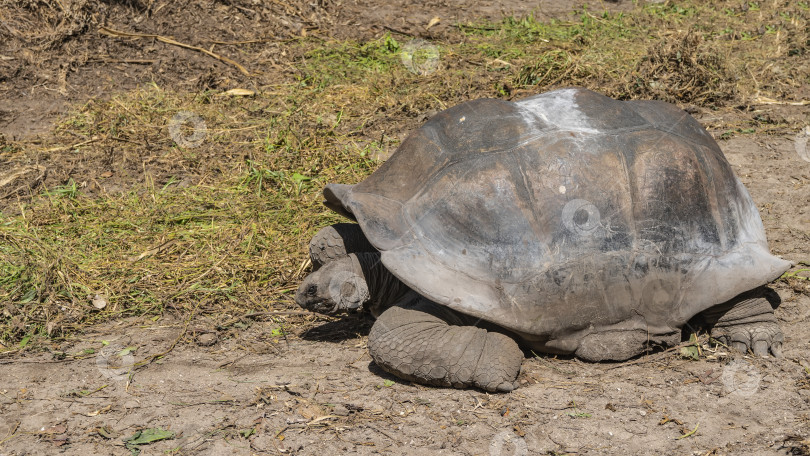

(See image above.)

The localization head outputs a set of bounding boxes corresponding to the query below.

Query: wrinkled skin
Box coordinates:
[695,288,784,357]
[296,246,523,392]
[308,223,376,270]
[295,224,782,392]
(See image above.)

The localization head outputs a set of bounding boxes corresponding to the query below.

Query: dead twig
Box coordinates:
[0,421,20,446]
[98,27,251,76]
[383,25,415,37]
[127,239,177,262]
[605,339,702,370]
[209,38,276,45]
[42,137,100,152]
[88,58,157,64]
[750,95,810,106]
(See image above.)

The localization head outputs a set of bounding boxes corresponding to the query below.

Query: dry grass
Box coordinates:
[632,30,737,104]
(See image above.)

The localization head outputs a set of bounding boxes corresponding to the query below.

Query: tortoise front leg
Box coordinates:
[368,299,523,392]
[309,223,376,269]
[701,287,783,356]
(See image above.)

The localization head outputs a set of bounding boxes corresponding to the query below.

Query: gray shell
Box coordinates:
[323,88,790,339]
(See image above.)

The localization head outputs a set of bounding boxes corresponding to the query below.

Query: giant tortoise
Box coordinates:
[295,87,790,392]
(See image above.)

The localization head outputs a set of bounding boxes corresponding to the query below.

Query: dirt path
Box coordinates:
[1,275,808,455]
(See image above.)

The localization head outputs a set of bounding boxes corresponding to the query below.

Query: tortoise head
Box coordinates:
[295,256,370,315]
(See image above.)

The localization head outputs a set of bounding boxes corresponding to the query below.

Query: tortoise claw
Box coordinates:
[713,321,783,358]
[752,340,769,357]
[494,380,519,393]
[707,294,784,358]
[771,341,783,358]
[731,341,748,354]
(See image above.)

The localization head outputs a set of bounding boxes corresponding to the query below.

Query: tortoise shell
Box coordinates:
[323,88,789,341]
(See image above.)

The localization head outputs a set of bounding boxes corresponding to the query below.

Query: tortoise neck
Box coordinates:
[353,252,412,316]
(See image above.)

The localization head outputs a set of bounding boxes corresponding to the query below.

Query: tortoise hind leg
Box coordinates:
[368,299,523,392]
[309,223,376,269]
[573,327,680,361]
[699,287,783,356]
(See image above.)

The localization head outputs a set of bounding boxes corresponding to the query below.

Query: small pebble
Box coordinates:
[196,332,218,346]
